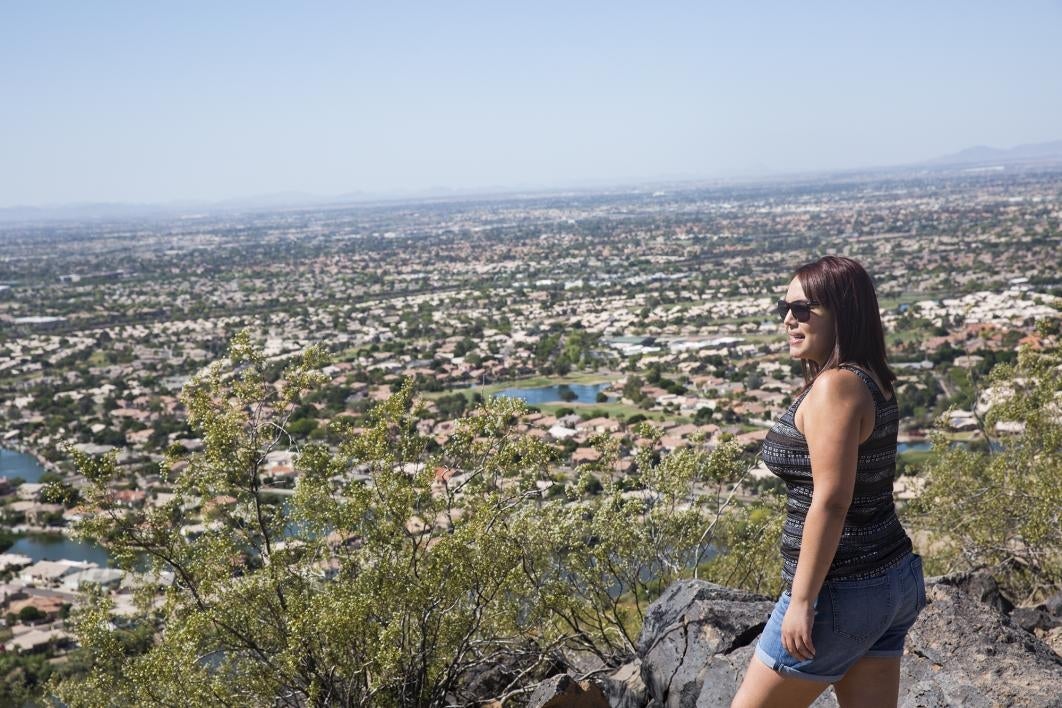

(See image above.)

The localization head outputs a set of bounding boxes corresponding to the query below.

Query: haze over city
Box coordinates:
[3,0,1062,208]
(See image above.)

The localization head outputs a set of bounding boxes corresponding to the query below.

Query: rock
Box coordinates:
[934,570,1015,614]
[636,580,775,708]
[450,644,564,705]
[526,673,610,708]
[1040,626,1062,657]
[900,580,1062,707]
[1011,605,1059,633]
[596,659,648,708]
[1044,590,1062,618]
[630,575,1062,708]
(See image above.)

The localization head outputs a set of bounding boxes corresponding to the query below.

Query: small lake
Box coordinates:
[495,382,614,405]
[0,447,49,483]
[1,446,112,566]
[7,535,111,567]
[897,440,1001,454]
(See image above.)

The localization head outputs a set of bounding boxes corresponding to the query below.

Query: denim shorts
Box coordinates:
[754,552,927,683]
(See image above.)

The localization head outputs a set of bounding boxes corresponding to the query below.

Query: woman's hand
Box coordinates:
[781,597,816,661]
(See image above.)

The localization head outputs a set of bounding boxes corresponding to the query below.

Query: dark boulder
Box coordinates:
[1044,590,1062,618]
[934,569,1015,614]
[635,580,775,708]
[1010,605,1059,634]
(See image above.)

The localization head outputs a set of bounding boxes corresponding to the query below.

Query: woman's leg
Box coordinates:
[731,654,831,708]
[832,656,900,708]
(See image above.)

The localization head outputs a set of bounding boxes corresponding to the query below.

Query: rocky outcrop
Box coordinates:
[898,577,1062,707]
[634,582,775,707]
[555,574,1062,708]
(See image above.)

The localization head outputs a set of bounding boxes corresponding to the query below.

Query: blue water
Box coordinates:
[8,535,111,567]
[1,446,111,566]
[495,383,614,405]
[0,447,48,483]
[897,440,1000,453]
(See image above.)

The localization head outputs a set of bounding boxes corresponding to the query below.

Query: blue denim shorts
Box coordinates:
[755,552,927,683]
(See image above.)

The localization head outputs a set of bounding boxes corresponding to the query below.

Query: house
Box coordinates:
[7,594,66,622]
[0,554,32,572]
[548,425,578,440]
[5,501,65,525]
[21,560,93,586]
[571,448,602,464]
[576,417,622,434]
[16,483,44,501]
[3,627,72,654]
[111,489,147,508]
[61,567,126,592]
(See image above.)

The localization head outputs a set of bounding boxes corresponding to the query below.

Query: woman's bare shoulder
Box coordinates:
[795,368,876,439]
[803,368,874,411]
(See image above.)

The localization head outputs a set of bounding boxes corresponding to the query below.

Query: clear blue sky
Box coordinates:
[2,1,1060,206]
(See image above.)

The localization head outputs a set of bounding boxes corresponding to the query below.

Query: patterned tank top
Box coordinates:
[761,363,912,586]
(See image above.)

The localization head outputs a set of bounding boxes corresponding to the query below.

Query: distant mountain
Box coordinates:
[927,140,1062,166]
[5,139,1062,224]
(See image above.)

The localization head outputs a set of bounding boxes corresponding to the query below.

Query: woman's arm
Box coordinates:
[781,369,871,661]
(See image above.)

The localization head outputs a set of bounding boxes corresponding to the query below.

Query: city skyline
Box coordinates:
[3,1,1062,207]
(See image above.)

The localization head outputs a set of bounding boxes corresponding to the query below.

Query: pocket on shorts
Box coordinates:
[910,554,927,614]
[828,575,893,642]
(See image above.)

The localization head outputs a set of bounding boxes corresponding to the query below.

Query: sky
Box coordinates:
[2,1,1061,206]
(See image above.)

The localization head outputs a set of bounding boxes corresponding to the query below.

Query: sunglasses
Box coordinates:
[775,299,820,323]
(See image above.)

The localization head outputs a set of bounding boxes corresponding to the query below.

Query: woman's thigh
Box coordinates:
[731,654,831,708]
[832,656,901,708]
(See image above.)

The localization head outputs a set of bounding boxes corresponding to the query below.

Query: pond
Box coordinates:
[1,446,112,566]
[897,441,931,454]
[0,447,49,483]
[494,382,615,405]
[7,535,112,567]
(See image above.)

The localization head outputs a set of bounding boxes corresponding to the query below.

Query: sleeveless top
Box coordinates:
[761,363,912,586]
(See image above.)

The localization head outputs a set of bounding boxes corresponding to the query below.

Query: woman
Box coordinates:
[731,256,926,708]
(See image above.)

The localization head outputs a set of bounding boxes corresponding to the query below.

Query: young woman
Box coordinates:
[731,256,926,708]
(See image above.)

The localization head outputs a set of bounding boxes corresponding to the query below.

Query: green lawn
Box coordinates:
[534,400,687,423]
[879,291,953,310]
[898,449,932,466]
[86,350,110,366]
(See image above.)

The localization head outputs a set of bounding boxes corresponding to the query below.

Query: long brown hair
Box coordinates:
[794,256,896,395]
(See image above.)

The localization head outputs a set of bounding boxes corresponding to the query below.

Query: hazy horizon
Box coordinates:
[3,1,1061,208]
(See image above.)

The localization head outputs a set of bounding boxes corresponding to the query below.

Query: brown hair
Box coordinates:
[794,255,896,395]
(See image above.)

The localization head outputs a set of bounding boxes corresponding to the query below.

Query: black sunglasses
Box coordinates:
[775,299,820,323]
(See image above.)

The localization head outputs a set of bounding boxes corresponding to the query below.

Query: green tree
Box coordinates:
[54,332,777,707]
[18,605,46,623]
[0,653,54,706]
[908,332,1061,603]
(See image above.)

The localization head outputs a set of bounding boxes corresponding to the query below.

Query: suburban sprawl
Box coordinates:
[0,165,1059,682]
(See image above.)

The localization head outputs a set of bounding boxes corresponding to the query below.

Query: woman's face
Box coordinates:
[783,276,835,366]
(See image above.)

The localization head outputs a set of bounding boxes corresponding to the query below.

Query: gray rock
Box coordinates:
[596,659,648,708]
[692,643,845,707]
[900,580,1062,707]
[637,580,774,708]
[1011,605,1059,633]
[526,673,610,708]
[1044,590,1062,618]
[934,569,1015,614]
